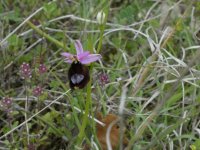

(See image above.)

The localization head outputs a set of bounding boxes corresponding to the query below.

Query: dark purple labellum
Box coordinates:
[68,62,90,89]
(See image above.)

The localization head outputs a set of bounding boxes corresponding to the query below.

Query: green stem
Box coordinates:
[24,80,30,145]
[26,21,68,51]
[96,25,105,53]
[76,80,92,145]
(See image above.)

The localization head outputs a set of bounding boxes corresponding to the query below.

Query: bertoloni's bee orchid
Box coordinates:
[61,40,101,64]
[61,40,102,89]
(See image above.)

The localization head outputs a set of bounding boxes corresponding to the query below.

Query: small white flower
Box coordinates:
[96,11,105,24]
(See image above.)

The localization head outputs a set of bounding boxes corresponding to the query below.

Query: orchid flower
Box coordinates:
[61,40,101,64]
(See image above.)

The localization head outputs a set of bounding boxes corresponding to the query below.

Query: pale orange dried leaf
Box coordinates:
[96,113,128,150]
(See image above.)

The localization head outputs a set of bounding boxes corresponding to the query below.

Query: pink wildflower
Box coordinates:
[61,40,101,64]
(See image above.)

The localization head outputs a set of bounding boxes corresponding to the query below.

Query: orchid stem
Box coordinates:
[77,80,92,146]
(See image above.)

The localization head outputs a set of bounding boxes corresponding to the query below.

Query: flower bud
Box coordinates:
[96,11,105,24]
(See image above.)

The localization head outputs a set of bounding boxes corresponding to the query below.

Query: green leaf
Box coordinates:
[39,111,63,136]
[7,34,19,47]
[50,80,61,89]
[43,2,57,18]
[2,10,22,22]
[191,139,200,150]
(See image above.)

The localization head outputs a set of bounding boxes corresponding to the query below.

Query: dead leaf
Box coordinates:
[96,113,128,150]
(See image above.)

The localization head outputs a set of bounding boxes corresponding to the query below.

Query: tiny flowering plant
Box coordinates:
[32,86,43,97]
[98,73,109,86]
[61,40,101,89]
[0,97,12,109]
[38,64,47,74]
[20,62,32,79]
[0,97,13,115]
